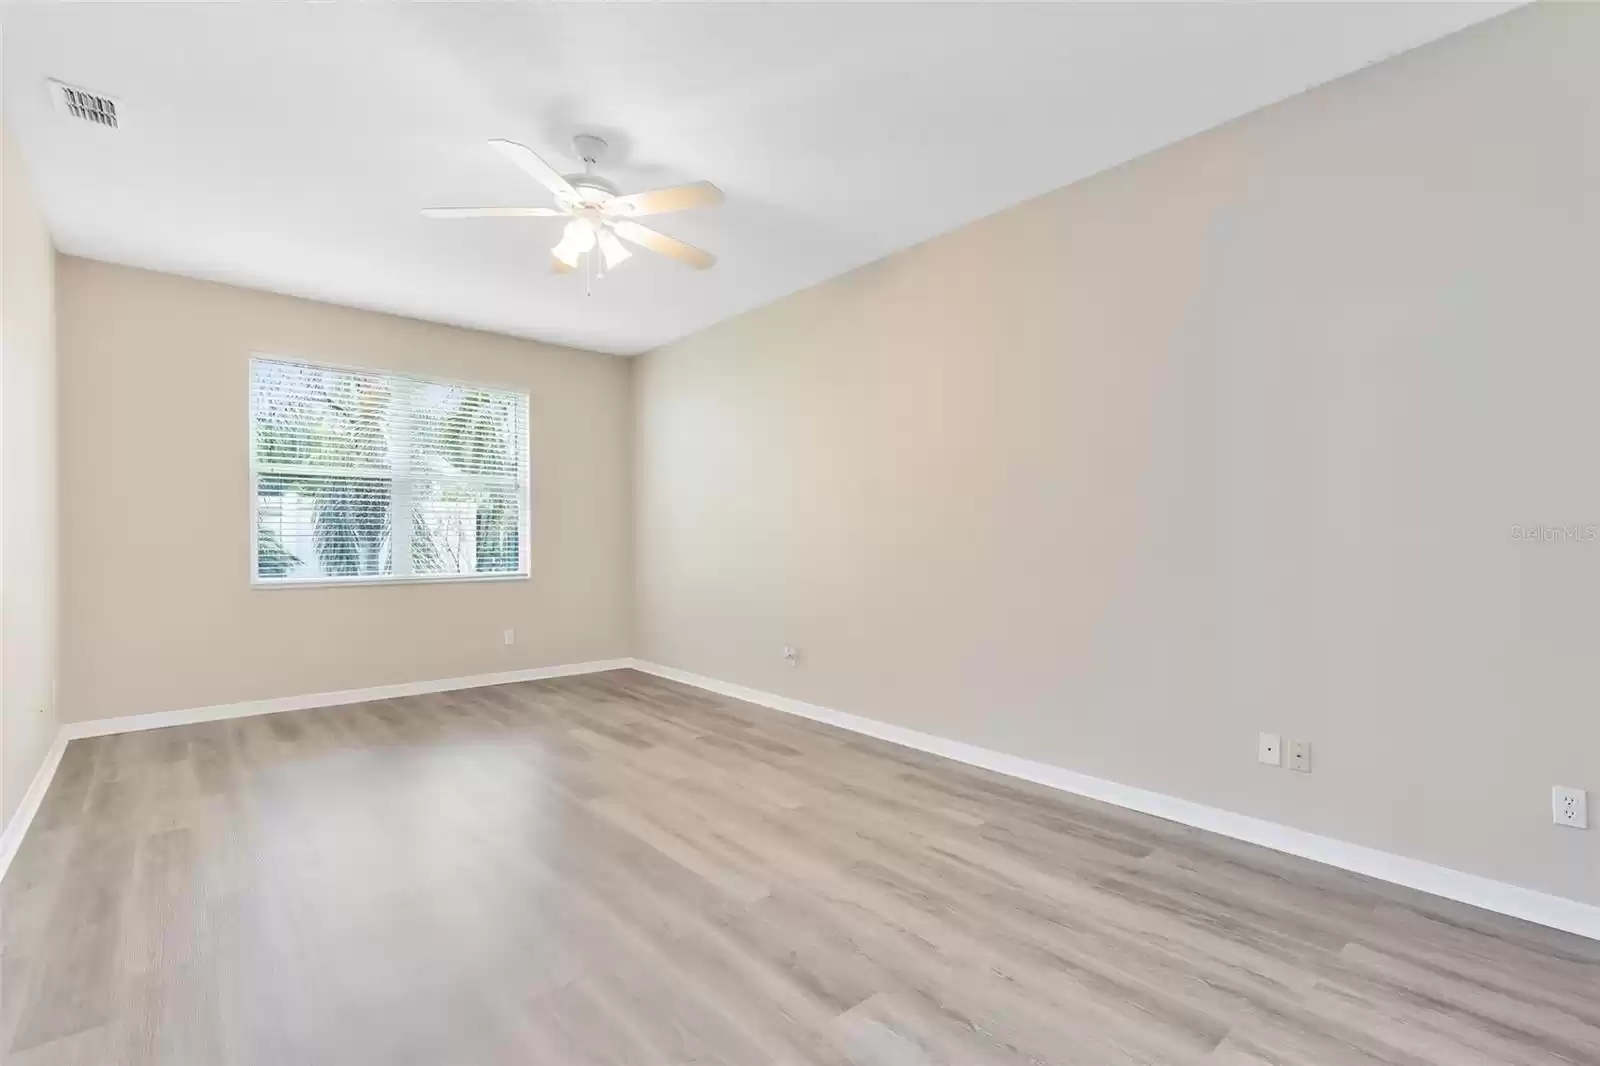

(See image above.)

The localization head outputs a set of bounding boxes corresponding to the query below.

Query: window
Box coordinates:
[249,357,529,585]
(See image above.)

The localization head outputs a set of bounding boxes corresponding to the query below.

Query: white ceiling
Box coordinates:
[2,2,1518,356]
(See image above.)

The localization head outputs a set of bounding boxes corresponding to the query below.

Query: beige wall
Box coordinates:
[58,257,631,723]
[635,3,1600,906]
[1,123,60,824]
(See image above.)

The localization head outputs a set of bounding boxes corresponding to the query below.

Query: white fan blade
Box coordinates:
[489,139,578,201]
[422,207,565,218]
[612,221,716,270]
[608,181,724,217]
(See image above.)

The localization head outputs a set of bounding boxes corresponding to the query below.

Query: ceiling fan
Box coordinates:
[423,134,722,281]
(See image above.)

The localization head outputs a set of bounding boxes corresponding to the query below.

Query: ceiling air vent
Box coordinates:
[48,79,120,129]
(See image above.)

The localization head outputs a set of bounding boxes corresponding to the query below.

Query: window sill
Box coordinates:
[251,571,530,590]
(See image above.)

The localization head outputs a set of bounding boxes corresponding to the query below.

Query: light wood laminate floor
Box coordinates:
[2,669,1596,1065]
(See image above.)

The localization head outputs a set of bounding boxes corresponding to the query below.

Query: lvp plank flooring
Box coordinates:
[1,669,1596,1065]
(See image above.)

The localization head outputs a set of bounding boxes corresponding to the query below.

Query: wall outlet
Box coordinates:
[1553,786,1588,829]
[782,645,798,667]
[1288,740,1312,773]
[1257,732,1282,766]
[503,629,516,646]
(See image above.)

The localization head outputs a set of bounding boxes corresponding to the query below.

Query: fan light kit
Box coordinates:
[424,134,722,287]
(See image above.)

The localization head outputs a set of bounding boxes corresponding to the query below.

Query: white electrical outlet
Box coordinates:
[503,629,515,646]
[1288,740,1312,773]
[1553,786,1588,829]
[1257,733,1282,766]
[782,645,798,667]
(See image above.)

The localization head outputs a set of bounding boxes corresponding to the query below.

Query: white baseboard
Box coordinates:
[0,731,68,885]
[61,658,634,739]
[626,659,1600,943]
[0,657,631,884]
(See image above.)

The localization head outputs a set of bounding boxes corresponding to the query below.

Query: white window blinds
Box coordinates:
[250,357,529,585]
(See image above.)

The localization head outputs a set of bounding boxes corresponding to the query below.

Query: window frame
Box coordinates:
[247,353,532,589]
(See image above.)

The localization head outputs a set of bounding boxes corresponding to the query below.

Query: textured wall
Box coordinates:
[634,5,1600,905]
[1,122,59,824]
[57,258,633,723]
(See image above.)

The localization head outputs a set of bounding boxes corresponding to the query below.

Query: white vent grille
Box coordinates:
[48,80,120,129]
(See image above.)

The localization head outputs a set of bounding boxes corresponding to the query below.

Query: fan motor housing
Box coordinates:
[563,174,620,205]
